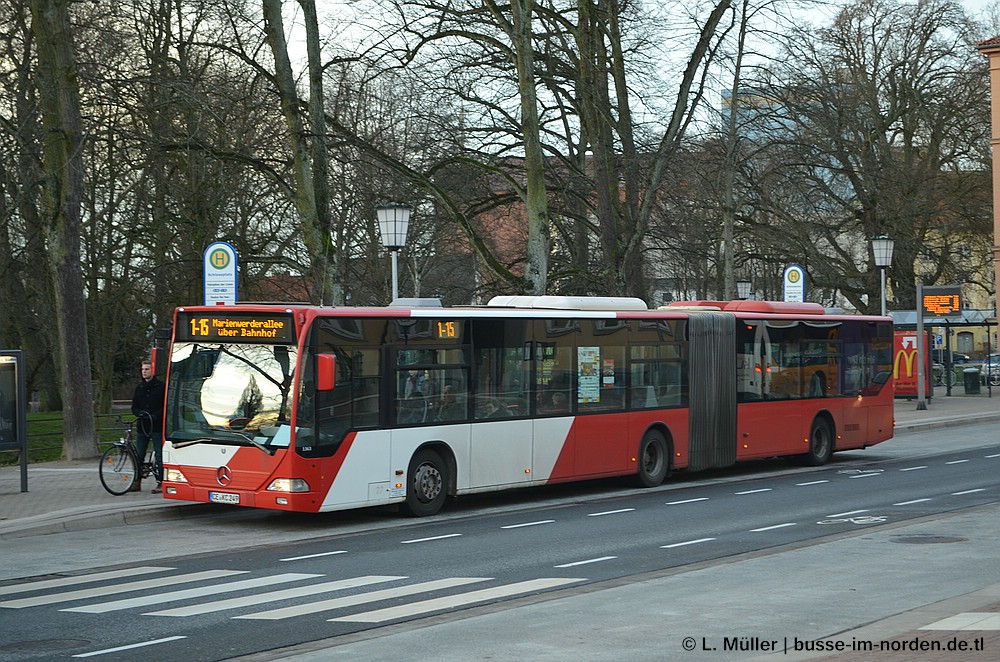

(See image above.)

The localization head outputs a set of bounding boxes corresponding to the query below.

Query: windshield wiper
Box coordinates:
[171,431,277,456]
[239,433,277,456]
[171,438,211,449]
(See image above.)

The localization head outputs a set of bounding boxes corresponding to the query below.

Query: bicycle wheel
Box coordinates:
[99,445,139,495]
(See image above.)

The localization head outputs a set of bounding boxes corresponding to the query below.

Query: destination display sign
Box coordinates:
[176,311,296,344]
[921,285,962,318]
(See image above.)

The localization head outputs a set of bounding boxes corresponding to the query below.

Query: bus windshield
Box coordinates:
[165,342,298,452]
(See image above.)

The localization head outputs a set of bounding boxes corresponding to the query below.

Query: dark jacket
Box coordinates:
[132,377,165,431]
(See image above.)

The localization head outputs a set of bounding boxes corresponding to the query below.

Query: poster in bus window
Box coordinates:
[603,359,616,387]
[578,347,600,403]
[893,330,930,397]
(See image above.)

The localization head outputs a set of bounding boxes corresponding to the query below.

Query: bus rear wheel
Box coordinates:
[636,430,669,487]
[401,448,448,517]
[801,417,834,466]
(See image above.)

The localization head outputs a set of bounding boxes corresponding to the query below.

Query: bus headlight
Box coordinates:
[266,478,310,492]
[165,468,188,483]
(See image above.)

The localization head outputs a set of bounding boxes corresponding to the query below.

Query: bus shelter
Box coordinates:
[890,308,995,396]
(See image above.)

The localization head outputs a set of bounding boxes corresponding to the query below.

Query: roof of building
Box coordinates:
[891,308,996,328]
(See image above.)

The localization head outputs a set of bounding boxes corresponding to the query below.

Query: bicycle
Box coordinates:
[98,413,156,496]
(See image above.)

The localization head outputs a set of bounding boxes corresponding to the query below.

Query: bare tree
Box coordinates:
[29,0,97,458]
[262,0,342,304]
[757,0,990,311]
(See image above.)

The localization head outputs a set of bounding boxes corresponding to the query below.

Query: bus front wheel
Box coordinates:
[801,417,834,466]
[401,448,448,517]
[636,430,669,487]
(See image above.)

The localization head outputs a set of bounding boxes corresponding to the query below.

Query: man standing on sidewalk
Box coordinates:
[131,360,165,493]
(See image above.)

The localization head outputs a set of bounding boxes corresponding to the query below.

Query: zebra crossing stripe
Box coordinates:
[144,575,406,617]
[0,570,246,609]
[235,577,491,620]
[61,573,322,613]
[71,635,187,658]
[328,577,585,623]
[0,567,175,597]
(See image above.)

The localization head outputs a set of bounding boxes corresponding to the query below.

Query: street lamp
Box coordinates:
[376,203,412,302]
[871,235,895,317]
[736,280,752,300]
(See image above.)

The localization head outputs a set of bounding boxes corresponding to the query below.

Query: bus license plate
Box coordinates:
[209,491,240,505]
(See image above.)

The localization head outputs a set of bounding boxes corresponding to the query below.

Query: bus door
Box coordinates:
[469,319,533,488]
[734,320,802,457]
[571,322,629,476]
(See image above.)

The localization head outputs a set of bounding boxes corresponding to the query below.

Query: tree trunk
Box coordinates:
[490,0,549,294]
[262,0,338,304]
[30,0,98,459]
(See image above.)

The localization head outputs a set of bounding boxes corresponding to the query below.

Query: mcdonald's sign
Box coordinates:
[893,330,930,396]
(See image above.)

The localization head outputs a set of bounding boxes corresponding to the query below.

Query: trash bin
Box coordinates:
[963,368,980,394]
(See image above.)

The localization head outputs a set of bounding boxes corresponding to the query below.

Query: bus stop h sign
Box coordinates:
[203,241,238,306]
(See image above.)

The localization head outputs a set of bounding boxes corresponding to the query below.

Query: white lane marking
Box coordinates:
[750,523,796,532]
[666,498,709,505]
[796,480,829,486]
[735,488,772,495]
[72,636,187,658]
[848,472,880,479]
[945,459,970,465]
[827,509,869,517]
[0,567,175,597]
[145,575,405,617]
[236,578,490,620]
[900,466,928,472]
[329,578,585,623]
[62,574,322,613]
[985,454,1000,459]
[554,556,617,568]
[0,570,246,609]
[401,534,463,544]
[588,508,635,517]
[501,520,555,529]
[661,538,716,549]
[280,551,347,562]
[952,488,986,496]
[893,498,932,506]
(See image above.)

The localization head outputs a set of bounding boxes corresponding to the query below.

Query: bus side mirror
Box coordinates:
[317,353,336,391]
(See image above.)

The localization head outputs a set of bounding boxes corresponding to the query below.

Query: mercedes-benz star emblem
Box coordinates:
[216,465,232,486]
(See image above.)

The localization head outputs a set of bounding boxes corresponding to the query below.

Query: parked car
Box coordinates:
[931,350,971,365]
[980,354,1000,386]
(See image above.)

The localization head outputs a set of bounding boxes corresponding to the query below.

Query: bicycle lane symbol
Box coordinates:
[836,469,885,476]
[816,515,888,525]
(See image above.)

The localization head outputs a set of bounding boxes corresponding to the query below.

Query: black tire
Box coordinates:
[401,448,449,517]
[636,430,669,487]
[990,373,1000,387]
[801,417,834,467]
[99,445,139,495]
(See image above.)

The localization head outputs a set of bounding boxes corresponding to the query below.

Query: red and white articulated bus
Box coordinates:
[160,296,894,516]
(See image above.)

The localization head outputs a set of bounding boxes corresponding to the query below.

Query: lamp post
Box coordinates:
[376,203,411,302]
[736,280,752,300]
[871,235,895,317]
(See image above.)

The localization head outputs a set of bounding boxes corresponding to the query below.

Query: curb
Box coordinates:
[0,502,215,540]
[893,411,1000,433]
[2,414,996,540]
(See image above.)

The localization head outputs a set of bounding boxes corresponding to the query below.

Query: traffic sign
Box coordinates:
[203,241,238,306]
[783,265,806,303]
